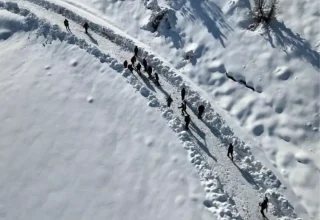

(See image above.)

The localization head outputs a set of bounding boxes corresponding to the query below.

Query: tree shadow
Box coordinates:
[160,29,184,49]
[86,32,98,45]
[159,11,184,49]
[266,20,320,69]
[180,0,232,48]
[190,45,206,66]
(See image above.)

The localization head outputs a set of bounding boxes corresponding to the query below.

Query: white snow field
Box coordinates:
[0,0,318,220]
[20,0,318,219]
[0,9,212,220]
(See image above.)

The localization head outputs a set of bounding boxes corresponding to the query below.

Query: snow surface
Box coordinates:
[0,11,212,220]
[0,0,318,219]
[26,0,318,218]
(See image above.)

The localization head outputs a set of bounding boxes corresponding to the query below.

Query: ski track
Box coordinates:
[0,1,302,220]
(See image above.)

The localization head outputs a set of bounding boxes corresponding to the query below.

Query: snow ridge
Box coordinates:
[0,1,301,219]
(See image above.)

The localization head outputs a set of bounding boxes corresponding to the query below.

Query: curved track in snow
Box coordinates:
[0,1,307,219]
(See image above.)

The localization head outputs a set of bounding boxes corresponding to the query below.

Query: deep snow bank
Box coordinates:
[0,8,25,39]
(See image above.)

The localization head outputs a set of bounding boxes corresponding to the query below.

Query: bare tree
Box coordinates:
[250,0,279,29]
[266,0,278,22]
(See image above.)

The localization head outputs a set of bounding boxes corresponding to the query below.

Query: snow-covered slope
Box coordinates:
[0,0,318,219]
[0,10,212,220]
[27,0,318,218]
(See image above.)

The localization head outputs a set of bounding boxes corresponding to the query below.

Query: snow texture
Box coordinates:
[0,0,318,220]
[39,0,319,218]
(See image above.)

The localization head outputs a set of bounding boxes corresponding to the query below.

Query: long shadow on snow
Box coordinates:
[135,69,157,93]
[158,28,184,50]
[157,10,184,50]
[157,83,170,97]
[231,160,259,189]
[188,123,217,162]
[86,32,98,45]
[185,102,262,188]
[180,0,232,48]
[265,20,320,69]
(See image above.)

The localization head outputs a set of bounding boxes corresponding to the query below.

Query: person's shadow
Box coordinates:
[86,32,98,45]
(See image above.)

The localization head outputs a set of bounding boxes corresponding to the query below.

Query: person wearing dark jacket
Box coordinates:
[136,63,142,75]
[154,72,160,86]
[185,114,190,130]
[134,46,138,57]
[181,87,186,100]
[259,196,269,218]
[128,64,133,72]
[178,100,187,116]
[83,22,89,34]
[166,95,173,107]
[227,143,234,161]
[198,105,205,119]
[147,66,152,78]
[142,58,147,71]
[123,60,128,68]
[64,19,70,32]
[131,56,136,66]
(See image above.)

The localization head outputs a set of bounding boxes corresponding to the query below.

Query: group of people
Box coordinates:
[64,18,89,34]
[62,19,270,219]
[123,47,208,132]
[172,87,205,131]
[123,47,270,219]
[123,46,160,86]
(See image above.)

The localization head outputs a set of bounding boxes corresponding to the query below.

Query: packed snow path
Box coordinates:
[0,1,307,220]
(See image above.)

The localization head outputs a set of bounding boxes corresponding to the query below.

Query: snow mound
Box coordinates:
[0,6,25,39]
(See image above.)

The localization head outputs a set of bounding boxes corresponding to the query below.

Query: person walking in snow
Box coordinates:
[136,63,142,75]
[64,19,71,32]
[154,72,160,86]
[227,143,234,161]
[83,22,89,34]
[131,56,136,66]
[147,66,152,78]
[181,87,186,100]
[123,60,128,68]
[134,46,139,57]
[128,64,133,73]
[259,195,269,219]
[198,105,205,119]
[178,100,187,116]
[142,58,147,71]
[184,114,190,130]
[166,95,173,107]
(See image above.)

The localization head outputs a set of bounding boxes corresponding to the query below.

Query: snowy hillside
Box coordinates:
[0,9,211,220]
[0,0,319,220]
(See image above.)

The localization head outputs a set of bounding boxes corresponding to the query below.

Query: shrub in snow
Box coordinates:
[184,50,194,62]
[249,0,279,30]
[142,0,177,33]
[148,9,168,32]
[144,0,160,11]
[143,7,178,36]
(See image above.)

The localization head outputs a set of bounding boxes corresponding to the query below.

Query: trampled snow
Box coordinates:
[35,0,318,218]
[0,15,211,220]
[0,0,319,219]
